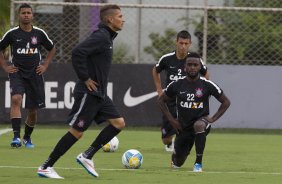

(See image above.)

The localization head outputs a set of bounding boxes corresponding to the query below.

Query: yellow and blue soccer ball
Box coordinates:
[122,149,143,169]
[102,136,119,152]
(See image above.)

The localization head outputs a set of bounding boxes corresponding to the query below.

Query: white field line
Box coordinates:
[0,165,281,175]
[0,165,133,171]
[0,128,12,136]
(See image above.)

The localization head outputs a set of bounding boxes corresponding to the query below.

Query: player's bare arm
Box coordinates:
[158,93,182,132]
[84,78,99,91]
[36,46,56,75]
[0,52,18,73]
[152,66,163,96]
[206,93,231,123]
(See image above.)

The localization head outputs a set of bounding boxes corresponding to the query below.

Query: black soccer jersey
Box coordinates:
[72,23,117,98]
[155,51,207,87]
[165,77,223,130]
[0,26,54,78]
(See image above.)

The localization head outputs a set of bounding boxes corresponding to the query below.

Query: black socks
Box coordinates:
[11,118,21,138]
[42,124,121,169]
[42,131,78,169]
[195,132,206,164]
[23,123,34,140]
[84,124,121,159]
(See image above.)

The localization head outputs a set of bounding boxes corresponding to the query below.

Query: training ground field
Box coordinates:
[0,125,282,184]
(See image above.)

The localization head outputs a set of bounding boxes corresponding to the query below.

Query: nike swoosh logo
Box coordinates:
[123,87,158,107]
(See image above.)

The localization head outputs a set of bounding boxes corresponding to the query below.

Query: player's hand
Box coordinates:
[84,78,99,91]
[3,65,18,73]
[36,64,47,75]
[202,116,214,124]
[157,89,164,97]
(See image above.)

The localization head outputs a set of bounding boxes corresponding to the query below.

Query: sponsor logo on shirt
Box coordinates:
[169,75,183,81]
[180,101,203,109]
[17,48,38,54]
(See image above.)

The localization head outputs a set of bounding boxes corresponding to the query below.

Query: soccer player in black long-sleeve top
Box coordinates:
[37,4,125,179]
[152,30,209,152]
[158,53,230,172]
[0,3,56,148]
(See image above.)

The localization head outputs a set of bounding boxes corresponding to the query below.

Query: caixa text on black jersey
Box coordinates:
[180,101,204,109]
[17,48,38,55]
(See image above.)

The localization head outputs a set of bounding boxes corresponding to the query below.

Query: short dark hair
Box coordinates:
[19,3,32,13]
[186,53,201,66]
[100,4,121,23]
[176,30,191,40]
[187,52,201,59]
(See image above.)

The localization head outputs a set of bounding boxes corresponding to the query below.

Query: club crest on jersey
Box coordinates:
[31,36,37,44]
[195,88,203,98]
[77,119,85,128]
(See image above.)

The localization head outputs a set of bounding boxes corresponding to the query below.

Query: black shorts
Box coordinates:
[161,102,177,138]
[174,120,212,158]
[68,93,121,132]
[9,72,45,109]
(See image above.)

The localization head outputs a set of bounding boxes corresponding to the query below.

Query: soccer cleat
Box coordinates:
[23,138,35,148]
[76,153,99,177]
[193,163,203,172]
[37,166,64,179]
[11,137,22,148]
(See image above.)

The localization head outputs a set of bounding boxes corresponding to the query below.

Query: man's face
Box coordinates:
[19,7,33,25]
[185,58,201,78]
[109,9,124,31]
[176,37,191,55]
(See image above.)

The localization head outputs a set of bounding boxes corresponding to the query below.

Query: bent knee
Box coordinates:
[110,118,126,130]
[69,128,84,139]
[11,95,23,106]
[28,108,37,115]
[193,121,206,133]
